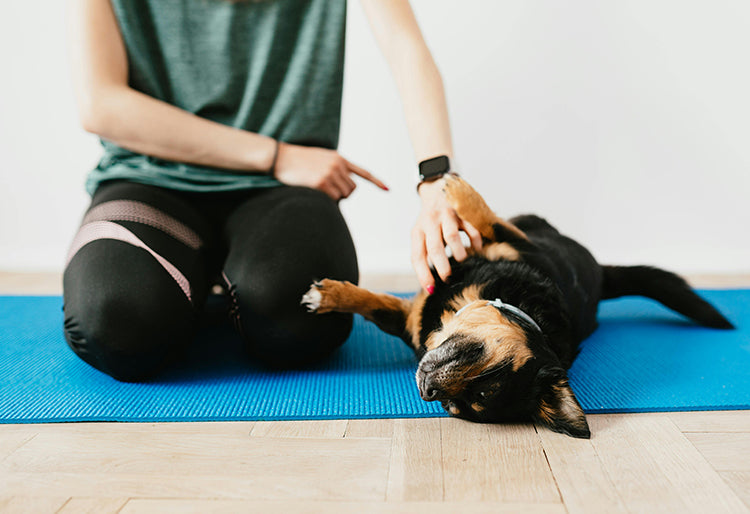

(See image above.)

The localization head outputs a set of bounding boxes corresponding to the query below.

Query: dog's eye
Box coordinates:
[478,391,490,399]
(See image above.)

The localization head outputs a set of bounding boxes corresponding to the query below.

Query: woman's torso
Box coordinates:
[87,0,347,195]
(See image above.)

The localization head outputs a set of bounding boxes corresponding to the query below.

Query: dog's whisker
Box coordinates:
[468,364,509,382]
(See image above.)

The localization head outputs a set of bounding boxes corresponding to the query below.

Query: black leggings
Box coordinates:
[62,180,358,382]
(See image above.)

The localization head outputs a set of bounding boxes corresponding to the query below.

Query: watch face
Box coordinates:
[420,155,451,179]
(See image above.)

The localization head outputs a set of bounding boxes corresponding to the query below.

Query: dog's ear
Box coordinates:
[532,365,590,439]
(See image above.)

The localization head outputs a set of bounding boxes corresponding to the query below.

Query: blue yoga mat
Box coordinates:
[1,290,748,423]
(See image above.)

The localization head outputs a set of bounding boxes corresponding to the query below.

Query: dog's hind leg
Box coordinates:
[302,279,421,351]
[442,174,527,243]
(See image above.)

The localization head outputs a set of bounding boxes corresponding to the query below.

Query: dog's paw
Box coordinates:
[301,282,324,312]
[301,279,342,314]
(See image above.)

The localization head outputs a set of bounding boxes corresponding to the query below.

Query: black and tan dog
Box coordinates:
[301,175,733,438]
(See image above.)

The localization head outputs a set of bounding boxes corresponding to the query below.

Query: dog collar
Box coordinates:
[455,298,543,334]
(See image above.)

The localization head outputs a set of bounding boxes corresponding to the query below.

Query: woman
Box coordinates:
[65,0,482,381]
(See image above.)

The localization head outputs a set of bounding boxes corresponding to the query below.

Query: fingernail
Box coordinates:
[427,285,435,295]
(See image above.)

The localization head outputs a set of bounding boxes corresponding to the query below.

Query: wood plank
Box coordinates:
[0,496,68,514]
[250,420,347,438]
[590,414,748,514]
[1,422,255,437]
[687,433,750,471]
[440,418,560,502]
[57,497,128,513]
[359,274,420,293]
[0,432,36,462]
[386,418,442,501]
[686,274,750,288]
[345,419,395,439]
[639,418,749,514]
[0,272,62,294]
[536,423,627,514]
[669,411,750,433]
[120,499,567,514]
[0,432,390,500]
[589,415,689,512]
[721,472,750,510]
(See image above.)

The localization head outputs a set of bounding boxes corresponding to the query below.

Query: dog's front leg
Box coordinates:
[302,279,419,350]
[442,174,527,243]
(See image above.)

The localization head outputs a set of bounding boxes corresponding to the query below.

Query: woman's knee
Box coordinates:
[64,302,195,382]
[222,185,361,367]
[63,274,196,382]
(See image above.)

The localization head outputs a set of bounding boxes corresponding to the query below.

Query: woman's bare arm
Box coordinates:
[68,0,387,198]
[360,0,453,163]
[68,0,277,172]
[361,0,482,292]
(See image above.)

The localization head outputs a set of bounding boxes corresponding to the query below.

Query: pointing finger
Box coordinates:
[346,160,389,191]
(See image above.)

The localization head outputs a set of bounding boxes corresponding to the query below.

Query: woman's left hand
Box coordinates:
[411,179,483,294]
[274,143,389,201]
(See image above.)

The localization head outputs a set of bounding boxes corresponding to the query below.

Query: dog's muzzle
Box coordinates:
[415,337,483,401]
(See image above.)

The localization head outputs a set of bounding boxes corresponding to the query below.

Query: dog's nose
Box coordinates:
[419,375,446,401]
[422,386,439,401]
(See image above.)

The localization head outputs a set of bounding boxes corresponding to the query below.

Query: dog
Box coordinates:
[300,174,733,438]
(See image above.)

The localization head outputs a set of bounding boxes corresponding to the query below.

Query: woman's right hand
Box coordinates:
[274,142,389,201]
[411,179,483,294]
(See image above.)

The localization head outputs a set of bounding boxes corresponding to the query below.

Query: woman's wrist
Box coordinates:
[233,132,281,174]
[416,153,455,196]
[417,177,444,201]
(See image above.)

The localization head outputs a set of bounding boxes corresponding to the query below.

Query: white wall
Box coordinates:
[1,1,749,276]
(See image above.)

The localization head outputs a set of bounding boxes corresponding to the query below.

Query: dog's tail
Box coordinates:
[600,265,734,329]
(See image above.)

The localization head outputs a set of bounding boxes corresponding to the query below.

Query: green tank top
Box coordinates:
[86,0,347,195]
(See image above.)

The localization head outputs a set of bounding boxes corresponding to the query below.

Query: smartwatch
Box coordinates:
[418,155,451,185]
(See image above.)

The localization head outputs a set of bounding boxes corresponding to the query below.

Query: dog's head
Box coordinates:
[415,298,590,438]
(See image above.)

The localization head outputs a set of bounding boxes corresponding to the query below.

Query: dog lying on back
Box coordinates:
[301,175,733,438]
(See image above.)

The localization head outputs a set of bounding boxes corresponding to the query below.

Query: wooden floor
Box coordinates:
[1,272,749,514]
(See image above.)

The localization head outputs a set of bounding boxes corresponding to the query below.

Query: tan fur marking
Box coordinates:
[538,381,587,430]
[310,279,424,350]
[482,242,521,261]
[553,382,586,427]
[446,284,485,313]
[448,404,461,416]
[406,291,428,350]
[471,402,485,412]
[425,301,533,373]
[538,398,556,424]
[312,279,409,317]
[442,174,527,241]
